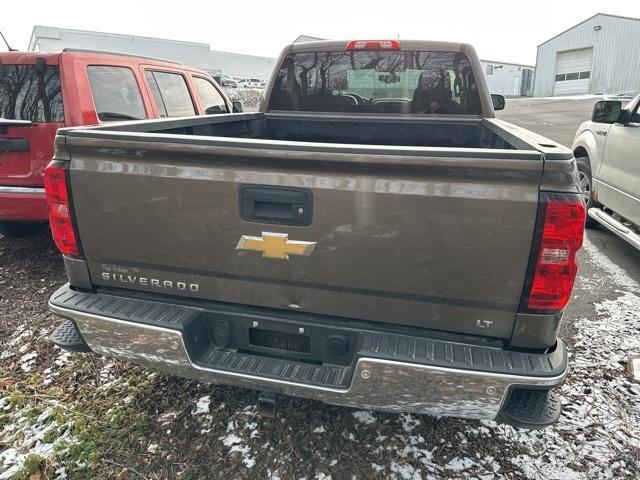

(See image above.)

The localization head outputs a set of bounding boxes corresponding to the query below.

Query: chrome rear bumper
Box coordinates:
[49,286,567,421]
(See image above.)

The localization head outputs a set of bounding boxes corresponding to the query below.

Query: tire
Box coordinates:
[575,156,598,228]
[0,221,46,238]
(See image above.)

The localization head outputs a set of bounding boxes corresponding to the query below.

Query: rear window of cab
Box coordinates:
[268,50,482,115]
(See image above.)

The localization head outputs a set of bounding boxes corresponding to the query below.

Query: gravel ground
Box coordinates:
[1,99,640,479]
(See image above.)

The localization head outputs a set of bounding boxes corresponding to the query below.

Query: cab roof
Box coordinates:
[0,50,202,73]
[288,39,468,53]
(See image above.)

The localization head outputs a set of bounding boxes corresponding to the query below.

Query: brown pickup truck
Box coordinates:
[46,39,585,429]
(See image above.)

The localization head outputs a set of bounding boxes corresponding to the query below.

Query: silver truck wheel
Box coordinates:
[578,170,591,203]
[576,156,598,228]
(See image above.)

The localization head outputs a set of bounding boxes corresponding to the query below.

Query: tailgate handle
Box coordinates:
[0,139,29,153]
[240,186,312,226]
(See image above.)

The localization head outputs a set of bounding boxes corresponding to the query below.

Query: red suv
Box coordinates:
[0,49,238,236]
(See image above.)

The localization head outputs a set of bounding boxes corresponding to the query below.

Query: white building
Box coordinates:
[533,13,640,97]
[481,60,535,97]
[209,50,276,80]
[28,26,275,81]
[28,26,214,72]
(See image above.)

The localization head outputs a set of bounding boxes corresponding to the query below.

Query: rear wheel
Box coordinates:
[576,156,598,228]
[0,221,47,238]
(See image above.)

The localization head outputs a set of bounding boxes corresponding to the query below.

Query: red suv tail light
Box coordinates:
[522,193,586,312]
[44,161,80,256]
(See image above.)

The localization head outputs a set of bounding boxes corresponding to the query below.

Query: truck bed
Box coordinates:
[91,112,544,150]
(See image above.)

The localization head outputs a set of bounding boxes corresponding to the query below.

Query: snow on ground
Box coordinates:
[456,236,640,480]
[0,400,75,480]
[353,410,377,425]
[192,395,211,415]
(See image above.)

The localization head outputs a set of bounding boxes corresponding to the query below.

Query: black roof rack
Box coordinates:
[62,48,182,65]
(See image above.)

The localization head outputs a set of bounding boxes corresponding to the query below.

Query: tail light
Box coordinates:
[44,161,80,256]
[346,40,400,51]
[522,193,585,312]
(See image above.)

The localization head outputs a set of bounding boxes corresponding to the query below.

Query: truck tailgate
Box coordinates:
[64,134,543,339]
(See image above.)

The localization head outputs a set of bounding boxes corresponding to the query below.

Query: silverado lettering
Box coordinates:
[100,272,200,292]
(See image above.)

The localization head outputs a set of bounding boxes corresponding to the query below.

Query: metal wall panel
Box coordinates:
[534,14,640,97]
[481,60,535,96]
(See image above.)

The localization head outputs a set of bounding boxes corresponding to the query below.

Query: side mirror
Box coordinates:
[491,94,505,111]
[232,101,243,113]
[205,105,225,115]
[592,100,623,123]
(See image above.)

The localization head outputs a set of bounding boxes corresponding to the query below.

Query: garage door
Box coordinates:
[553,48,593,96]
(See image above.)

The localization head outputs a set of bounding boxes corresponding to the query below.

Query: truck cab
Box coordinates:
[573,94,640,249]
[0,49,232,236]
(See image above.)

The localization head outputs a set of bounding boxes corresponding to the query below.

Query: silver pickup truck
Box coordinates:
[46,40,585,429]
[573,95,640,249]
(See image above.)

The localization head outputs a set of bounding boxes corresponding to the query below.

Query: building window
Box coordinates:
[486,64,493,75]
[555,72,590,82]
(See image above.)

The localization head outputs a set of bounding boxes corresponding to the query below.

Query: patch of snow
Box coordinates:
[313,473,332,480]
[398,413,420,432]
[18,351,37,372]
[445,456,478,471]
[266,469,282,480]
[389,462,421,480]
[352,410,376,425]
[222,433,242,446]
[54,350,71,367]
[230,443,256,469]
[54,467,68,479]
[192,395,211,415]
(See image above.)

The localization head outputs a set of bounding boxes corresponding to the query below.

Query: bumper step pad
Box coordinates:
[197,348,351,389]
[498,388,562,429]
[51,319,91,353]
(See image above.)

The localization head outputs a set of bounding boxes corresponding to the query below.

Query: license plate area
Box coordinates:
[200,311,357,366]
[249,327,311,354]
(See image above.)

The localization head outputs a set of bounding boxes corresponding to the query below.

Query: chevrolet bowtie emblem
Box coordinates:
[236,232,317,260]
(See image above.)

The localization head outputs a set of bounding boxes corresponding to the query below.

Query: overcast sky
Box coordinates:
[3,0,640,64]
